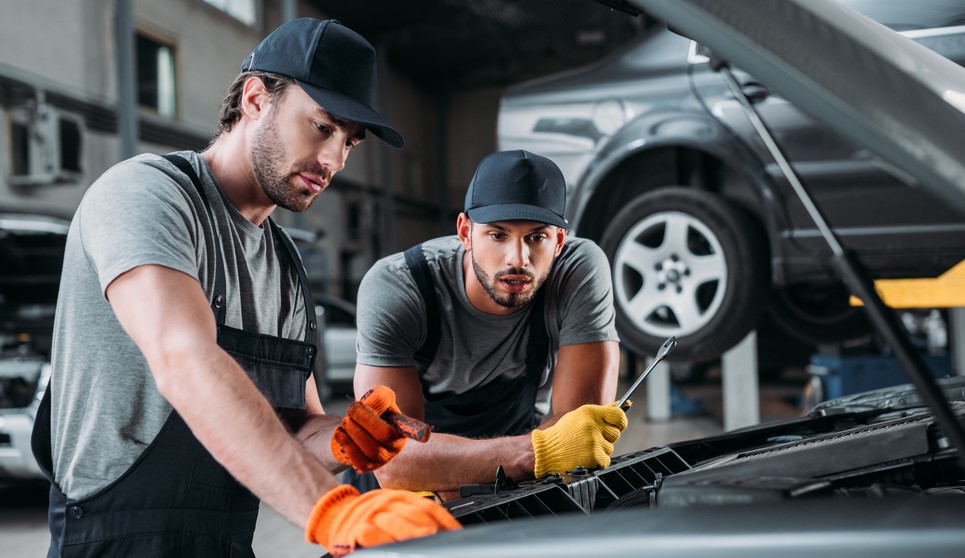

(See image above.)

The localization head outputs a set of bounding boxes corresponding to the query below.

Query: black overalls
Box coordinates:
[344,243,549,492]
[403,244,549,439]
[31,154,318,557]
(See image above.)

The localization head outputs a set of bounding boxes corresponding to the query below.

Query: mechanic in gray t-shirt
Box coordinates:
[354,150,628,498]
[37,18,457,557]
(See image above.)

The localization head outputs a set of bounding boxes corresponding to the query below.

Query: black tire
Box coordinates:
[601,187,769,362]
[767,282,873,346]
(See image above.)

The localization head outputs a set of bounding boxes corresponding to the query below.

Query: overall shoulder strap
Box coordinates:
[268,219,320,347]
[524,287,549,382]
[403,244,440,370]
[160,153,227,324]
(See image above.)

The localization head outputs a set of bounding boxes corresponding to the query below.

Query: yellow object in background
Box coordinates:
[850,260,965,308]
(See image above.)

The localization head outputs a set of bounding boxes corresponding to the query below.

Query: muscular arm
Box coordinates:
[107,264,340,527]
[353,364,534,493]
[540,340,621,428]
[291,374,346,473]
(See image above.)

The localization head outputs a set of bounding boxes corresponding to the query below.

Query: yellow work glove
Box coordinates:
[306,485,461,557]
[531,404,628,478]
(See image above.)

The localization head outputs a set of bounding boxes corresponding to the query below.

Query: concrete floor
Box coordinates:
[0,370,807,557]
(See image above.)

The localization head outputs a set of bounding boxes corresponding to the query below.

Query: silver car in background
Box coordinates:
[498,0,965,363]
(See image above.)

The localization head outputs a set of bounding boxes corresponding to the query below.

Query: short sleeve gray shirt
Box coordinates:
[355,235,618,421]
[49,151,307,498]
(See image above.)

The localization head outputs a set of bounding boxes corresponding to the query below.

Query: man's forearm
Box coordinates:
[157,348,340,526]
[295,414,347,473]
[373,432,535,493]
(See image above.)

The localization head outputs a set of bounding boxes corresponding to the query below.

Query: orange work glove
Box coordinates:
[331,386,430,472]
[306,484,461,556]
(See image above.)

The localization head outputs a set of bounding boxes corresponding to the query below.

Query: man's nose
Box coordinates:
[318,138,348,173]
[506,240,530,268]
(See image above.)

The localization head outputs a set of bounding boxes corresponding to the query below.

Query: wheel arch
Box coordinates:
[571,135,791,285]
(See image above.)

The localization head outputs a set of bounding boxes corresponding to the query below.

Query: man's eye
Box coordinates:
[489,233,506,240]
[315,123,331,135]
[527,235,546,243]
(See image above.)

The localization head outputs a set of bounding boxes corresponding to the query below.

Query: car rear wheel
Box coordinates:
[601,187,769,362]
[767,282,872,346]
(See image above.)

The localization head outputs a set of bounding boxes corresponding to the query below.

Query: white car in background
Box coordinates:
[0,211,66,481]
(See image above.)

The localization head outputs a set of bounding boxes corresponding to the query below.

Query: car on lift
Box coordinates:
[352,0,965,555]
[497,0,965,363]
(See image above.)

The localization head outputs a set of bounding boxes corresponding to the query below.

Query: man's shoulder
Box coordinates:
[371,236,461,275]
[85,151,200,203]
[558,236,607,268]
[416,236,462,261]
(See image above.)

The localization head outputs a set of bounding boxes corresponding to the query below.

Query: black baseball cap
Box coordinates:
[464,150,569,229]
[241,18,404,148]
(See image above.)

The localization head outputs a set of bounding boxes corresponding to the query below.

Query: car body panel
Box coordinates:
[355,497,965,557]
[638,0,965,211]
[354,376,965,557]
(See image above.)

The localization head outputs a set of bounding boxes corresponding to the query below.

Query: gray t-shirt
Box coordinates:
[355,235,618,421]
[50,151,307,499]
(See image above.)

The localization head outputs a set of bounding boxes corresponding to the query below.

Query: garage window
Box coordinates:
[136,33,177,118]
[201,0,256,26]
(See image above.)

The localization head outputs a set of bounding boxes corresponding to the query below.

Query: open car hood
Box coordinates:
[624,0,965,213]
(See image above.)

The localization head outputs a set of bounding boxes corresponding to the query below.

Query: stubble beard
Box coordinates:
[470,249,549,309]
[249,107,325,213]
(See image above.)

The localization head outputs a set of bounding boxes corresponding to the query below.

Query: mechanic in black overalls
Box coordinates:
[32,154,320,555]
[32,18,459,557]
[349,150,629,498]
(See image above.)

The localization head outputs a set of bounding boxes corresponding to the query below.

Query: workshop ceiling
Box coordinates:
[306,0,657,90]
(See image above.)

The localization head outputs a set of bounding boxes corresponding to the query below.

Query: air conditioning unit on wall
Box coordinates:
[8,102,84,186]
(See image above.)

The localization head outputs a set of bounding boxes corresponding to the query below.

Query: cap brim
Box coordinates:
[467,203,569,229]
[296,80,404,148]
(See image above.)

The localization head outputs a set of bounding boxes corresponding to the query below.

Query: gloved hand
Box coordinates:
[306,484,462,556]
[531,404,628,478]
[332,386,427,473]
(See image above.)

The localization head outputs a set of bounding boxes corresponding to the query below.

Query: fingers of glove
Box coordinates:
[305,484,360,547]
[332,417,406,472]
[341,490,461,549]
[368,491,462,532]
[599,422,624,444]
[587,405,628,431]
[583,435,615,467]
[607,407,629,431]
[358,385,400,416]
[331,428,404,472]
[346,402,406,446]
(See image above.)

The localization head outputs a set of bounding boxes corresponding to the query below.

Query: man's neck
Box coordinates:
[461,251,520,316]
[201,136,276,226]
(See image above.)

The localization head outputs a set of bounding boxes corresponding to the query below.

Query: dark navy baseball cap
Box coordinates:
[242,18,404,148]
[464,150,569,229]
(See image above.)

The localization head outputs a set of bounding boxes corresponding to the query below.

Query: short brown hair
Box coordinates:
[213,71,294,137]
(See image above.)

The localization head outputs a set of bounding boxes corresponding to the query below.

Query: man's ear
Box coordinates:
[240,76,272,120]
[554,226,568,256]
[456,213,473,251]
